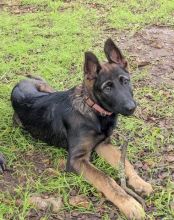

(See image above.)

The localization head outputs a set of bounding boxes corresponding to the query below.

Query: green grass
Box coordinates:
[109,0,174,31]
[0,0,174,219]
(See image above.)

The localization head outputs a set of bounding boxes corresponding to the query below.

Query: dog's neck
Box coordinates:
[84,96,113,116]
[76,83,113,117]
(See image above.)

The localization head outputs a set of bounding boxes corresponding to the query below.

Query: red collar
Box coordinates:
[84,96,113,116]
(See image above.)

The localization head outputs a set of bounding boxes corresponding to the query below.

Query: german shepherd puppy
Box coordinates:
[11,38,152,219]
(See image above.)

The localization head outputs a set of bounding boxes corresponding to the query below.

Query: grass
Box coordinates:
[0,0,174,219]
[109,0,174,31]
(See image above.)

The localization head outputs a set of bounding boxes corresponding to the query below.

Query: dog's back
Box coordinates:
[11,78,72,148]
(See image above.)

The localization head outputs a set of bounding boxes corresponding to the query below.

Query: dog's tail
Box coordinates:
[11,77,47,108]
[26,74,45,81]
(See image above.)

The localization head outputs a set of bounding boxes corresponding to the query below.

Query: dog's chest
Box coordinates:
[96,115,117,137]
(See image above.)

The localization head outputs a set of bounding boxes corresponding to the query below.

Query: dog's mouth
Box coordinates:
[121,108,136,116]
[99,104,136,116]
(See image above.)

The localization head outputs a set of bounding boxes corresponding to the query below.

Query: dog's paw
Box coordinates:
[128,175,153,196]
[120,197,145,220]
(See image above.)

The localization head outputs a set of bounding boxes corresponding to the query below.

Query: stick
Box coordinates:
[119,137,146,209]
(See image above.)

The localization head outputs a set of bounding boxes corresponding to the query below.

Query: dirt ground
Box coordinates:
[120,26,174,85]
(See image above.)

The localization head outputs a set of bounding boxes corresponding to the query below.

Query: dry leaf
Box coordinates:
[165,155,174,162]
[137,60,151,67]
[46,197,62,213]
[29,195,62,213]
[170,201,174,211]
[45,168,60,176]
[69,195,90,208]
[29,196,48,210]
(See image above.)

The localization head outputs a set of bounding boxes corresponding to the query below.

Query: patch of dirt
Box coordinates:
[134,150,174,186]
[0,0,44,14]
[0,170,18,192]
[23,150,52,174]
[118,26,174,85]
[0,150,53,192]
[100,25,174,85]
[57,200,119,220]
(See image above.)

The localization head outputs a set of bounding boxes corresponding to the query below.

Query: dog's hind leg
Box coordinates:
[72,158,145,220]
[95,142,153,196]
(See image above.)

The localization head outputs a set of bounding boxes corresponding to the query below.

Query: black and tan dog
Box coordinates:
[11,38,153,219]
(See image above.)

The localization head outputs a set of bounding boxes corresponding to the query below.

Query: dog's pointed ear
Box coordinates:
[84,52,101,80]
[104,38,127,67]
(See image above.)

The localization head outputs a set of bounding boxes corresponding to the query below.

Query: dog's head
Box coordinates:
[84,38,136,116]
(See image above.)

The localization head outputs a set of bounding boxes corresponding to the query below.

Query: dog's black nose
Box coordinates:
[125,101,136,112]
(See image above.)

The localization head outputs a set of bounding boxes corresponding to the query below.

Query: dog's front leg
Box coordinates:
[95,142,153,196]
[70,157,145,220]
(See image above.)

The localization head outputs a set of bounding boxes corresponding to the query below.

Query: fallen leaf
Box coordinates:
[146,116,157,123]
[166,145,174,152]
[29,195,63,213]
[29,196,48,210]
[58,158,66,171]
[142,163,149,170]
[46,196,62,213]
[170,201,174,211]
[158,171,169,180]
[137,59,151,67]
[134,161,143,169]
[45,168,60,176]
[165,155,174,162]
[69,195,90,208]
[71,211,79,217]
[151,42,164,49]
[70,189,77,196]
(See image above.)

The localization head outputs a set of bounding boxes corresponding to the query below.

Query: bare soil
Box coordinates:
[0,0,43,14]
[119,26,174,85]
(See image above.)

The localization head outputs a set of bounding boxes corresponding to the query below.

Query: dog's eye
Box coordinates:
[119,76,129,85]
[102,81,113,93]
[123,78,129,85]
[104,86,111,92]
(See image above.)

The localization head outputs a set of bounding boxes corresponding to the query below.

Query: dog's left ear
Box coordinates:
[104,38,127,68]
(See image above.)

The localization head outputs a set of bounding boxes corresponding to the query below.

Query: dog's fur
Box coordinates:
[11,38,152,219]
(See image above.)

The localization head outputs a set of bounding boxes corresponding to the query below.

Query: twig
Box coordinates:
[119,137,146,209]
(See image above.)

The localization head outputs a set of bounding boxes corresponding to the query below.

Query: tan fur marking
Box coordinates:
[37,83,56,93]
[95,143,153,196]
[84,76,94,97]
[73,159,145,220]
